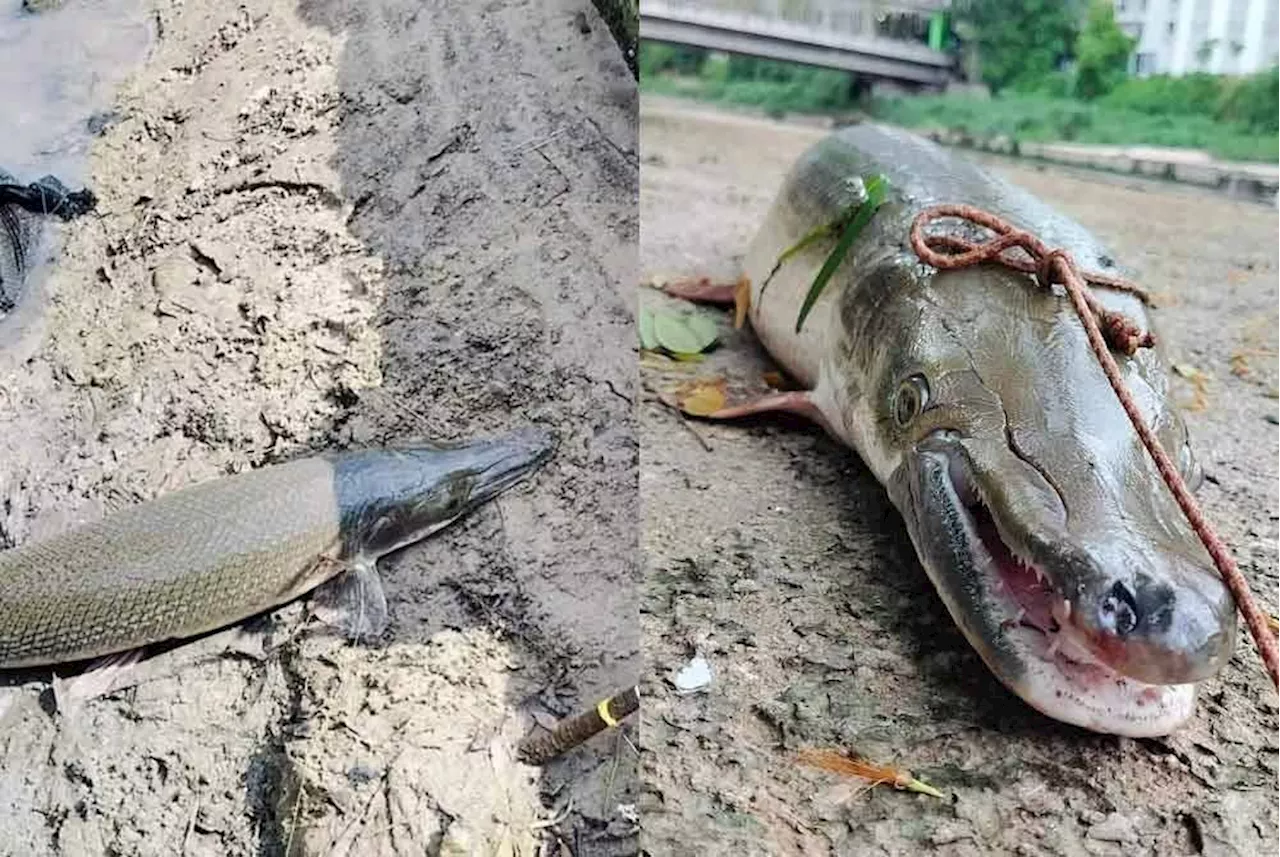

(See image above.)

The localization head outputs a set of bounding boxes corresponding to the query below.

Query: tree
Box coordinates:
[1075,0,1137,99]
[953,0,1080,93]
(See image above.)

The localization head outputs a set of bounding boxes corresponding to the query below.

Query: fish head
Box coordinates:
[332,427,556,558]
[849,262,1236,736]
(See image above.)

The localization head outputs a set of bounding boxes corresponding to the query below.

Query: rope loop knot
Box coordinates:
[908,203,1155,356]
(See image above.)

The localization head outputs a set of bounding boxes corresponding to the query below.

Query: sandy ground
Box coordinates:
[0,2,638,855]
[638,96,1278,857]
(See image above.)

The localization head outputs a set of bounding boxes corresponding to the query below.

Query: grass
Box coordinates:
[642,73,858,116]
[870,92,1279,163]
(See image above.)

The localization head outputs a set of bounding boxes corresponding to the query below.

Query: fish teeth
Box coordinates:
[1013,607,1026,624]
[1045,636,1062,659]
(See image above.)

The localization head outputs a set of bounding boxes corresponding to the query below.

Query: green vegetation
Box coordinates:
[639,34,1279,162]
[953,0,1078,93]
[871,90,1278,162]
[591,0,639,78]
[1075,0,1136,99]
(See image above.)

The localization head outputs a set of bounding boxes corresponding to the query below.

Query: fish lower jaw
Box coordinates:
[963,498,1196,736]
[999,623,1197,737]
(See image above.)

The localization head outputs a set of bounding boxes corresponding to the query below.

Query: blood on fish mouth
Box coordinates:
[947,464,1131,689]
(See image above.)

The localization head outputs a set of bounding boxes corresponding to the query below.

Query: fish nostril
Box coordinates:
[1099,581,1139,637]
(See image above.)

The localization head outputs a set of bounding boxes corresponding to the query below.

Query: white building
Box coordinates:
[1112,0,1278,76]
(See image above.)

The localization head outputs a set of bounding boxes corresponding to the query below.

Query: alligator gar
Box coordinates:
[0,428,553,668]
[672,125,1236,737]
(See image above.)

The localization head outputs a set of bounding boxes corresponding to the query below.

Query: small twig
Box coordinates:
[182,792,201,855]
[676,410,713,452]
[518,686,639,766]
[530,797,575,831]
[509,126,571,155]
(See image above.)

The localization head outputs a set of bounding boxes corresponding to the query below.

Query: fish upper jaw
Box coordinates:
[332,427,556,560]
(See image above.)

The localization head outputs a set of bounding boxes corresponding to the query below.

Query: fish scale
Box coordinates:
[0,457,342,668]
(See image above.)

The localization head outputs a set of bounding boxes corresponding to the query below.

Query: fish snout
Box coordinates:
[464,426,557,499]
[491,426,557,463]
[1071,560,1237,685]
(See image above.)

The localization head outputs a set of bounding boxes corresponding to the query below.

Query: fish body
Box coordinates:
[740,125,1235,736]
[0,428,553,668]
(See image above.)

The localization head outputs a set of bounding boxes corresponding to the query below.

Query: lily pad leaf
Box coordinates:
[653,311,719,356]
[639,307,659,351]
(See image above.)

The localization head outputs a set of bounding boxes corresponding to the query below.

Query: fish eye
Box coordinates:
[893,374,930,426]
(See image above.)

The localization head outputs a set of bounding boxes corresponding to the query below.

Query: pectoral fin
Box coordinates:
[52,648,147,712]
[311,559,389,644]
[666,385,836,436]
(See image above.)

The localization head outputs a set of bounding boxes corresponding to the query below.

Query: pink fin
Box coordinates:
[660,276,739,306]
[686,389,836,436]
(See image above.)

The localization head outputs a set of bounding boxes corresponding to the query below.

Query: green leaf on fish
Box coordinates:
[758,220,839,297]
[794,173,889,334]
[646,308,720,359]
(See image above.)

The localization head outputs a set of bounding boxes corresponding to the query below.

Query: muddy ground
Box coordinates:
[0,1,638,855]
[638,96,1278,857]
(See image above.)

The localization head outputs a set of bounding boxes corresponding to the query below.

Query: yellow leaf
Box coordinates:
[733,275,752,330]
[762,371,787,390]
[677,379,726,416]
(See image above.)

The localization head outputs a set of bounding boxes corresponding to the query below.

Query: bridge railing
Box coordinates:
[645,0,952,44]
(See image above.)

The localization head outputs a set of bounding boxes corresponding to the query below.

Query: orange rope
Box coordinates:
[909,204,1278,689]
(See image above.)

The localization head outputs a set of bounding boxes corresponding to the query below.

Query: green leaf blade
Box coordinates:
[794,174,889,334]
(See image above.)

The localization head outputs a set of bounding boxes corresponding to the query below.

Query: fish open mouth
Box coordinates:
[925,446,1199,736]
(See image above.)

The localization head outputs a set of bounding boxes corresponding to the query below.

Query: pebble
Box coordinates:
[1085,812,1138,843]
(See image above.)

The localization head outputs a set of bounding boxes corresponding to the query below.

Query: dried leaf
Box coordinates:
[676,378,727,417]
[1172,363,1206,381]
[733,275,751,330]
[796,747,945,800]
[1172,363,1210,411]
[762,371,787,390]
